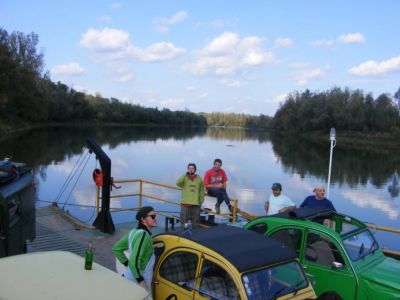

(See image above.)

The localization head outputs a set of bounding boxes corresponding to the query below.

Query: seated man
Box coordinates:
[204,158,233,214]
[264,183,295,215]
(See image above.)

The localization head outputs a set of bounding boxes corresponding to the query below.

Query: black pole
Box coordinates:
[87,137,115,234]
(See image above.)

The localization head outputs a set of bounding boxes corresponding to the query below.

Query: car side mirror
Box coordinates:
[332,261,344,269]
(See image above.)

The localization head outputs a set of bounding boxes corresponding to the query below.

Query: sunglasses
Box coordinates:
[147,214,156,220]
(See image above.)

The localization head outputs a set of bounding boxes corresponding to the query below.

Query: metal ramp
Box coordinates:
[27,223,86,256]
[26,205,131,271]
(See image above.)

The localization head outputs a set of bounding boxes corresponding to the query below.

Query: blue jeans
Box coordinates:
[207,187,231,207]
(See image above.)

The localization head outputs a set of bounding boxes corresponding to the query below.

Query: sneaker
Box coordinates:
[215,204,221,214]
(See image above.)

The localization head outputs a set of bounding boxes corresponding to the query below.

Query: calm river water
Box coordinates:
[1,126,399,250]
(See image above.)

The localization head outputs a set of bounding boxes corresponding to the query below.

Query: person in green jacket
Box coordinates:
[176,163,205,228]
[112,206,156,291]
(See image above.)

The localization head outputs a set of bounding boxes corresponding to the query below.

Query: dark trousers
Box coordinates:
[180,205,201,228]
[207,187,231,207]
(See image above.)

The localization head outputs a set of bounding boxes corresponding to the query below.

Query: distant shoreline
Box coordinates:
[1,122,399,148]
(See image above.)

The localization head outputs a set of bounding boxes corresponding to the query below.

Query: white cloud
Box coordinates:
[114,73,133,82]
[79,27,130,50]
[153,11,188,33]
[310,39,334,47]
[191,32,275,76]
[199,92,208,98]
[79,28,185,63]
[219,79,246,88]
[269,93,288,103]
[185,86,196,91]
[275,38,293,47]
[337,32,365,44]
[160,98,185,106]
[129,42,186,62]
[348,55,400,77]
[51,63,84,76]
[293,68,324,86]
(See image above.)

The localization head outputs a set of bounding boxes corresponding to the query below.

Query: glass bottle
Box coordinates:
[84,240,93,270]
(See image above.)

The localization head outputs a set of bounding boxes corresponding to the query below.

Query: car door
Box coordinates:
[153,249,199,300]
[302,230,357,300]
[194,254,241,300]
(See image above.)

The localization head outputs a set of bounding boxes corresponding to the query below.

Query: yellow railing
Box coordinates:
[95,178,239,223]
[95,179,400,258]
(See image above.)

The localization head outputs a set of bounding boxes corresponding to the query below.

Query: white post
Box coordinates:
[327,128,336,199]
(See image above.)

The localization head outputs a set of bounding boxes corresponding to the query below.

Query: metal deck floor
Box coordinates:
[27,205,136,271]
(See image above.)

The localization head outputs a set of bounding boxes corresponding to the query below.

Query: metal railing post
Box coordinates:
[96,185,100,216]
[139,179,143,208]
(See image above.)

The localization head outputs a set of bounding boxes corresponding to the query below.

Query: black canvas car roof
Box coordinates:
[157,224,296,272]
[275,207,335,220]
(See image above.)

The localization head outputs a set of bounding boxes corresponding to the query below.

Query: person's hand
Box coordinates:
[139,281,147,290]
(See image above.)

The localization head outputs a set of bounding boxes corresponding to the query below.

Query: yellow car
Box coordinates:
[153,224,316,300]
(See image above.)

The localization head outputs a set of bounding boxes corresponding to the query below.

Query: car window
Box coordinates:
[247,223,268,235]
[243,261,309,300]
[270,228,302,256]
[343,229,378,261]
[305,232,345,267]
[199,259,239,300]
[159,251,198,290]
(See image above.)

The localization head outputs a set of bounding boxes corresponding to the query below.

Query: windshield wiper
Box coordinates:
[369,240,378,255]
[269,279,306,299]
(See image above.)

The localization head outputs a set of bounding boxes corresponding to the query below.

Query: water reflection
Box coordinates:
[270,135,400,189]
[388,172,400,198]
[0,126,399,248]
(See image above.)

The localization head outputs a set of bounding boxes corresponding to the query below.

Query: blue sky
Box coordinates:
[2,1,400,116]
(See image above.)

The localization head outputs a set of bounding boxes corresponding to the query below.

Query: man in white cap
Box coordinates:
[264,183,295,215]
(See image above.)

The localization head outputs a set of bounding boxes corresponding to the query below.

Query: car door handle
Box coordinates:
[153,280,159,285]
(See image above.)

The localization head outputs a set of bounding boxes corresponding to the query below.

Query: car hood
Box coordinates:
[359,256,400,290]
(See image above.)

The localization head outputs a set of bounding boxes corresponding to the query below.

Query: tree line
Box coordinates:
[0,29,207,130]
[200,112,272,129]
[1,28,399,135]
[272,88,400,135]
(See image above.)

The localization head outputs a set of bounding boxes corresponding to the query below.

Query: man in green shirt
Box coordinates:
[112,206,156,291]
[176,163,205,228]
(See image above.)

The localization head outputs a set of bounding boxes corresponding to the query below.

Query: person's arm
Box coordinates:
[112,234,129,266]
[264,201,269,214]
[199,178,205,204]
[203,170,211,188]
[128,230,150,283]
[176,174,186,188]
[329,201,336,212]
[221,170,228,188]
[300,198,307,208]
[279,196,296,212]
[279,206,296,213]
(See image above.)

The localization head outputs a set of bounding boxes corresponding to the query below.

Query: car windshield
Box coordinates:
[342,229,379,261]
[242,261,308,300]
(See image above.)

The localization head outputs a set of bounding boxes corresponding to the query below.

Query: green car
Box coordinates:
[244,207,400,300]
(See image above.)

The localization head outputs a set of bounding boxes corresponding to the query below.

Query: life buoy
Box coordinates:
[93,169,103,186]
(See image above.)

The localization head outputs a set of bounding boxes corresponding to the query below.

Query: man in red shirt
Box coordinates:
[203,158,232,214]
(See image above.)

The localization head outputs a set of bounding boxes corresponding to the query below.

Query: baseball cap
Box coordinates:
[271,183,282,190]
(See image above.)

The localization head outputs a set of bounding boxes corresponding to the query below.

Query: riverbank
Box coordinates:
[2,121,399,149]
[300,130,400,150]
[0,121,207,142]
